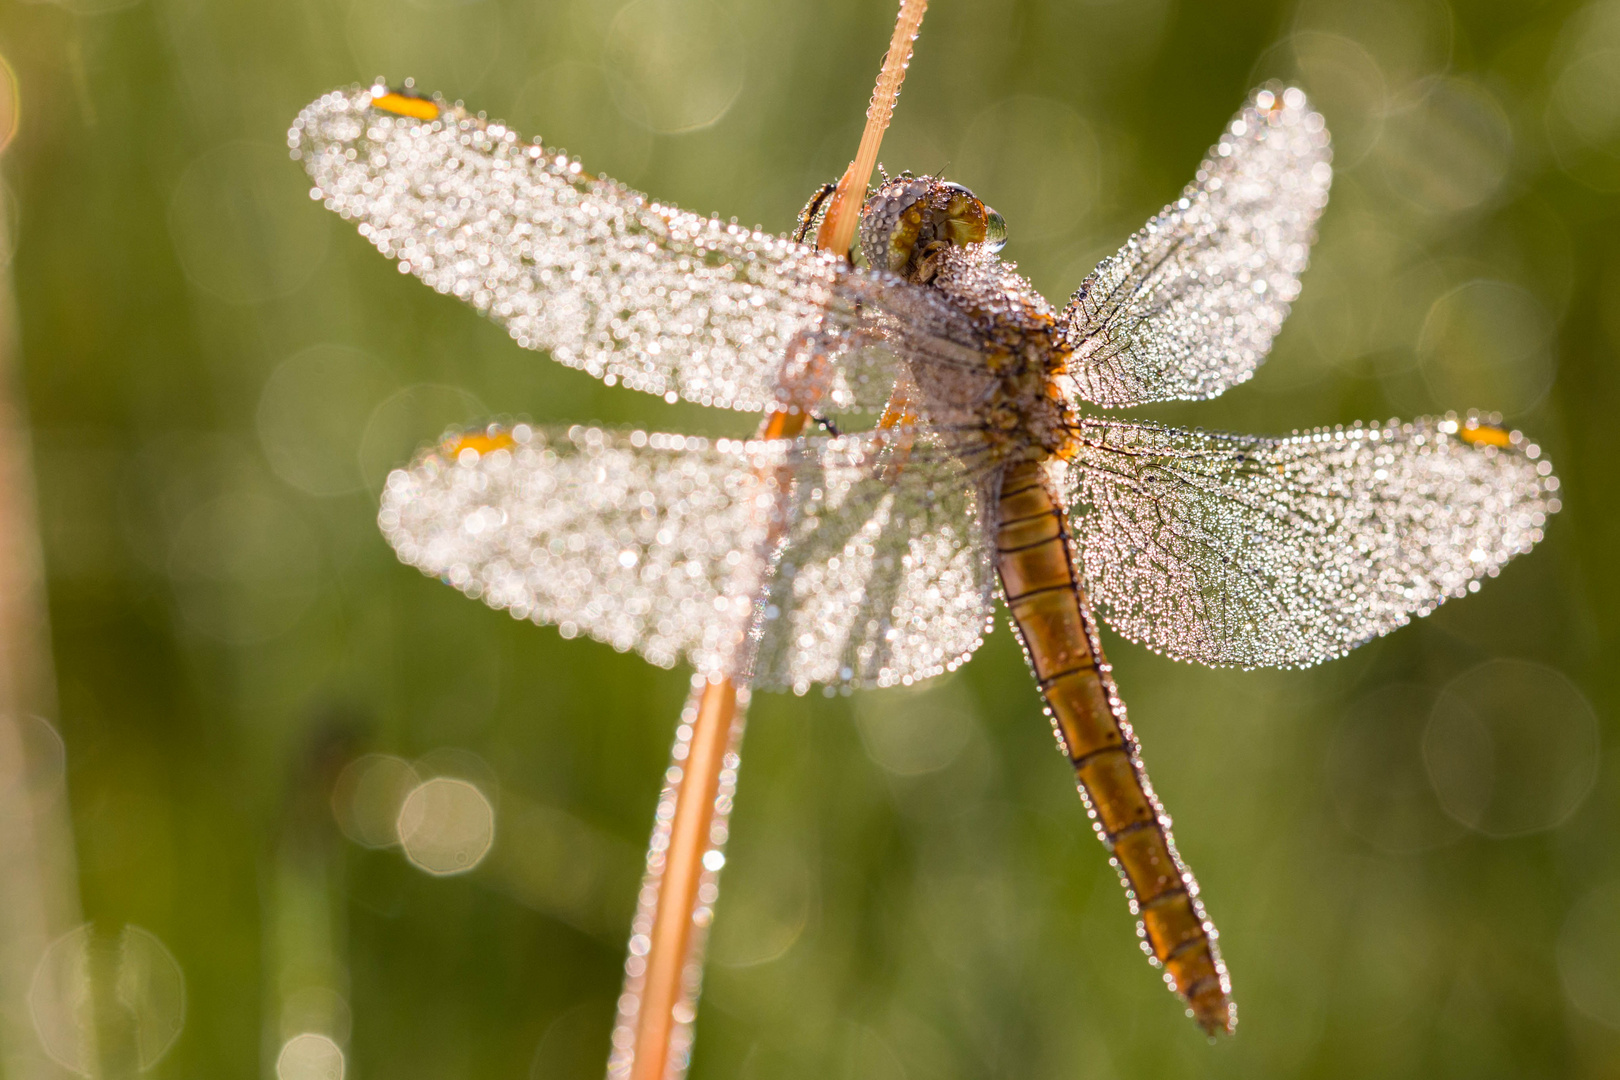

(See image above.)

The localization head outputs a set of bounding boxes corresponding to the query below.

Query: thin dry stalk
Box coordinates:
[613,6,927,1079]
[623,679,739,1080]
[815,0,928,257]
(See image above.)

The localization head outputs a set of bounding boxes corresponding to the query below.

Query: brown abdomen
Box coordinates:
[994,459,1235,1035]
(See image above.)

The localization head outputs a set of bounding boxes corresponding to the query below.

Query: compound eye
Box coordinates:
[936,182,1001,251]
[983,206,1007,253]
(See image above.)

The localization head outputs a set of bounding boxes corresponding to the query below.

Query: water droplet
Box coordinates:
[982,207,1007,253]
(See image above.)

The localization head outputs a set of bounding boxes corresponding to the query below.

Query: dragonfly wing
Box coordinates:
[291,85,984,413]
[380,425,772,676]
[1065,415,1561,668]
[1059,86,1332,407]
[751,432,996,693]
[378,425,995,689]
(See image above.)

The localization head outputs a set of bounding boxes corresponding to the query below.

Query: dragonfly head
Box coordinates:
[858,176,1007,283]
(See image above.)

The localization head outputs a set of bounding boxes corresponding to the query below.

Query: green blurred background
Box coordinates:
[0,0,1616,1077]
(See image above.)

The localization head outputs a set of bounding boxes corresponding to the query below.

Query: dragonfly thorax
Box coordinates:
[854,177,1078,463]
[858,176,1006,282]
[898,238,1084,466]
[977,327,1082,465]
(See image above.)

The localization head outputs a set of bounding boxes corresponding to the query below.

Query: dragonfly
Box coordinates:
[290,80,1560,1037]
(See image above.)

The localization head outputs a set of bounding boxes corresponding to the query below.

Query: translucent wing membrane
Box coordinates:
[1061,86,1332,407]
[290,85,984,414]
[1065,415,1561,669]
[381,426,767,677]
[751,430,995,693]
[378,425,995,691]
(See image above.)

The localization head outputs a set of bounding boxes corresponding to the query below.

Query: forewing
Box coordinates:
[1060,86,1332,407]
[378,425,994,690]
[751,432,996,693]
[1065,416,1561,668]
[291,85,984,413]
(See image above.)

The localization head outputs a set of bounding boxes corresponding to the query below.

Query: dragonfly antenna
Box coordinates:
[815,0,929,259]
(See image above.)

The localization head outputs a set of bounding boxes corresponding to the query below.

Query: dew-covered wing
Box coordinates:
[380,425,770,677]
[291,85,983,414]
[750,431,995,693]
[1065,415,1560,669]
[1060,86,1332,407]
[378,424,994,691]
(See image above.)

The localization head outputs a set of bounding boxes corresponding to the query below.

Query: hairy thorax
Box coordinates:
[925,245,1081,467]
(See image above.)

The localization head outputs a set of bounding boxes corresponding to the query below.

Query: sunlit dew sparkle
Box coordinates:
[290,84,984,419]
[396,776,495,875]
[378,423,993,692]
[294,74,1563,1038]
[1064,83,1332,407]
[1064,411,1560,670]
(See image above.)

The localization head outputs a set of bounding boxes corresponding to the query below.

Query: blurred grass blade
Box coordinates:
[0,149,83,1080]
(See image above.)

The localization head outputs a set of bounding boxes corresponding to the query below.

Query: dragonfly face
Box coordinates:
[858,176,1006,281]
[292,80,1560,1036]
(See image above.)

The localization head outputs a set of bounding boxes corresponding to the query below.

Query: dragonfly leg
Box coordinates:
[792,181,838,245]
[993,459,1235,1036]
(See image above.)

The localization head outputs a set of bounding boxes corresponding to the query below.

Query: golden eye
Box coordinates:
[939,182,1006,252]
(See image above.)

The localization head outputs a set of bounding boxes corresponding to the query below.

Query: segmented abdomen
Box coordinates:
[993,459,1234,1035]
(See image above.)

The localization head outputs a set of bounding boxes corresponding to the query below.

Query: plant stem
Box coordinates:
[610,4,927,1076]
[620,678,741,1080]
[815,0,929,257]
